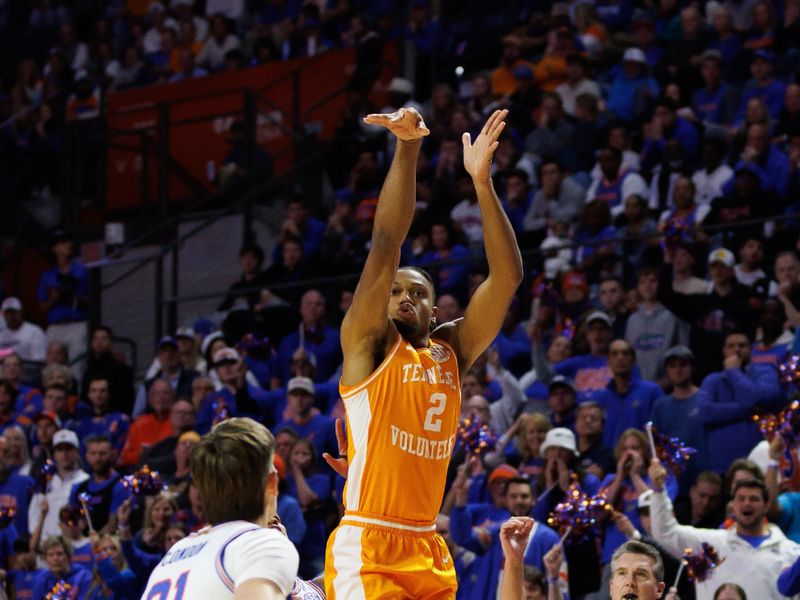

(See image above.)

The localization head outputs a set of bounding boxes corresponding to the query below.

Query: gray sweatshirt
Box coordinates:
[624,303,689,381]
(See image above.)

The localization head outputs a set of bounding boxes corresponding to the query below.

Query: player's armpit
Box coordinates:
[233,578,285,600]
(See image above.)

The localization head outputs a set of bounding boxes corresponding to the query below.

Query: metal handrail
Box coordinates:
[86,137,331,285]
[158,210,800,305]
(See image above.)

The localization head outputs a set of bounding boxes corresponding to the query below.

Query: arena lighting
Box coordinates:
[455,65,465,76]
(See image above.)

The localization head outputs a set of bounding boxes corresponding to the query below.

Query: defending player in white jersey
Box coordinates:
[141,418,299,599]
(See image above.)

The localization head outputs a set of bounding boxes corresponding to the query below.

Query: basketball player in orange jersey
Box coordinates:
[323,107,522,599]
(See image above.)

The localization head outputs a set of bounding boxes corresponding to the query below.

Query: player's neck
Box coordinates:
[404,332,431,349]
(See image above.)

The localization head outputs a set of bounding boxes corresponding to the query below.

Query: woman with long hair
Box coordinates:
[87,533,137,599]
[513,413,552,486]
[600,429,677,563]
[117,493,183,587]
[3,424,32,475]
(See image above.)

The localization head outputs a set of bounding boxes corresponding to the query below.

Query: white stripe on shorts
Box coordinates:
[331,524,367,600]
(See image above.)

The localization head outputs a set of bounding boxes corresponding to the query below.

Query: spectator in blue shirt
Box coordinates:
[285,438,332,579]
[271,195,326,266]
[606,47,659,122]
[274,453,307,547]
[691,49,739,125]
[594,339,662,448]
[550,310,614,395]
[32,536,92,599]
[650,345,710,493]
[87,533,137,600]
[7,535,41,600]
[273,376,337,459]
[641,97,700,170]
[698,331,784,474]
[419,222,471,301]
[36,232,89,373]
[0,436,33,536]
[277,289,342,384]
[545,375,577,432]
[726,121,792,200]
[68,435,128,534]
[196,348,274,433]
[69,376,130,453]
[575,401,616,481]
[573,201,620,284]
[735,50,787,121]
[600,429,678,563]
[451,475,558,600]
[493,305,532,378]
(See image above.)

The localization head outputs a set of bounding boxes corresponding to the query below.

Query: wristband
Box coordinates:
[547,576,560,585]
[631,529,642,541]
[767,460,781,470]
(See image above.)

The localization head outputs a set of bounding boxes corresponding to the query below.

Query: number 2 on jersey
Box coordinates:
[423,392,447,432]
[147,571,189,600]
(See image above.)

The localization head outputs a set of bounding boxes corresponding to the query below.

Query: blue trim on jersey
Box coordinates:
[215,526,260,592]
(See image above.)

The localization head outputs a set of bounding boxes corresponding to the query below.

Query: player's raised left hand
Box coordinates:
[462,109,507,184]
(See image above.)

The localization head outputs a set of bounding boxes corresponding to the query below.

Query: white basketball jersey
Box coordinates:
[142,520,299,599]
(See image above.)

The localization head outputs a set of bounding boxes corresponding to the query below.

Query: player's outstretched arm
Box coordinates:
[452,109,523,370]
[340,108,429,382]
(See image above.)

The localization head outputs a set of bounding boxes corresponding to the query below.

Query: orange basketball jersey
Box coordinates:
[340,334,461,526]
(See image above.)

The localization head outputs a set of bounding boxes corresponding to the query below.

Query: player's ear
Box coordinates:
[266,470,278,497]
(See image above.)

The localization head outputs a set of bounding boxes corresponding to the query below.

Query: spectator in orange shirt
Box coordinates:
[532,28,574,92]
[119,379,175,467]
[491,35,536,98]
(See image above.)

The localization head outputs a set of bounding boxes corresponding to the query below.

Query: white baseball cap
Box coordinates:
[213,347,240,365]
[540,427,579,456]
[0,297,21,312]
[386,77,413,95]
[287,376,315,395]
[623,47,647,65]
[53,429,80,449]
[708,247,735,267]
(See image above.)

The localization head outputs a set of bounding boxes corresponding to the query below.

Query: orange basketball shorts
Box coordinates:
[324,515,457,599]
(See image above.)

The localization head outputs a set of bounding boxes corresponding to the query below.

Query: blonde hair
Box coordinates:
[42,536,72,560]
[190,417,275,524]
[3,425,30,466]
[143,493,178,532]
[41,364,72,388]
[516,413,552,460]
[614,428,651,463]
[89,534,130,597]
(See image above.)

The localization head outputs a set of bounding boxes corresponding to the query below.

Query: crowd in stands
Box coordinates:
[5,0,800,598]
